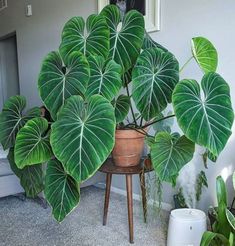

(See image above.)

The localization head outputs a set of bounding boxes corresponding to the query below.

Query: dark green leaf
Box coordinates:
[173,72,234,157]
[15,118,53,168]
[101,5,145,72]
[112,95,130,124]
[150,132,195,182]
[60,14,110,59]
[132,48,179,121]
[38,51,90,120]
[0,96,40,149]
[8,148,44,198]
[45,159,80,222]
[51,95,115,183]
[142,32,168,52]
[86,55,122,101]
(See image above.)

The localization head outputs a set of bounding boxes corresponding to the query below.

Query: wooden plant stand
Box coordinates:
[99,159,153,244]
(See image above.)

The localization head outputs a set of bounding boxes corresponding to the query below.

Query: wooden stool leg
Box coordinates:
[103,173,112,226]
[126,174,134,244]
[139,172,147,223]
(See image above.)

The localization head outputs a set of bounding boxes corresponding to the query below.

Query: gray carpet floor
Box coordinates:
[0,186,168,246]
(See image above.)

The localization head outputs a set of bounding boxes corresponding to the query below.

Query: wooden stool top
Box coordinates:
[99,158,153,175]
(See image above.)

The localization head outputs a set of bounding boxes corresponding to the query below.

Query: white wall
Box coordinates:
[0,0,234,211]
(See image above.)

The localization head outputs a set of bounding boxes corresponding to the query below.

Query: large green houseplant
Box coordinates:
[0,5,233,222]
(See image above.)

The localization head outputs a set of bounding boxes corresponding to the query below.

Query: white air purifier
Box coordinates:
[167,208,207,246]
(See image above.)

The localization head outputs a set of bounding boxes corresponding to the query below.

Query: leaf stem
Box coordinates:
[141,114,175,129]
[180,56,194,73]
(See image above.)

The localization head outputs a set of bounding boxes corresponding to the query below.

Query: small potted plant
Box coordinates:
[201,173,235,245]
[0,5,233,222]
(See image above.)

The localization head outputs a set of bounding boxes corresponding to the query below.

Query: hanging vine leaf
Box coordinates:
[142,32,168,52]
[60,14,109,59]
[173,72,234,157]
[51,95,115,183]
[86,56,122,101]
[112,95,130,124]
[15,118,53,168]
[191,37,218,73]
[8,148,44,198]
[101,5,145,72]
[150,132,195,182]
[38,51,90,120]
[45,159,80,222]
[132,48,179,121]
[0,96,40,150]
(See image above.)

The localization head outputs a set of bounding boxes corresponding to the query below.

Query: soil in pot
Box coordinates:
[112,129,145,167]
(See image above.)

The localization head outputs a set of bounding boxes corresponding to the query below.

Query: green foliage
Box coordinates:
[132,48,179,121]
[38,51,90,120]
[45,159,80,222]
[191,37,218,73]
[101,5,145,72]
[173,72,234,157]
[0,6,233,223]
[0,95,40,149]
[60,14,110,59]
[201,175,235,246]
[8,148,44,198]
[51,95,115,183]
[112,95,130,124]
[150,132,195,182]
[15,117,52,168]
[86,55,122,101]
[196,171,208,201]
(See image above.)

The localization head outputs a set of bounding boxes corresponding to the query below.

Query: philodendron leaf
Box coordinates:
[112,95,130,124]
[132,48,179,121]
[51,95,115,183]
[45,159,80,222]
[226,209,235,231]
[0,96,40,150]
[233,172,235,190]
[191,36,218,73]
[150,132,195,182]
[38,51,90,120]
[15,118,53,168]
[173,72,234,157]
[8,148,44,198]
[101,5,145,72]
[86,56,122,101]
[142,32,168,52]
[60,14,109,59]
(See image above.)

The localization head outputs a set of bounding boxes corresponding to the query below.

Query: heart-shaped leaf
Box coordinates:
[60,14,110,59]
[132,48,179,121]
[15,117,53,168]
[112,95,130,124]
[86,55,122,101]
[150,132,195,182]
[0,96,40,150]
[38,51,90,120]
[173,72,234,157]
[101,5,145,72]
[51,95,115,183]
[142,32,168,52]
[45,159,80,222]
[8,148,44,198]
[226,209,235,231]
[191,37,218,73]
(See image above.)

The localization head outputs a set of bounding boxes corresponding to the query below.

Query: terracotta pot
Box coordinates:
[112,129,145,167]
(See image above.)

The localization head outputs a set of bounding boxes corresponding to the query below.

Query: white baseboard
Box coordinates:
[95,183,173,211]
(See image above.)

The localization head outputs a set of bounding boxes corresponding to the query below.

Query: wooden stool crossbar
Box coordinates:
[99,159,153,244]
